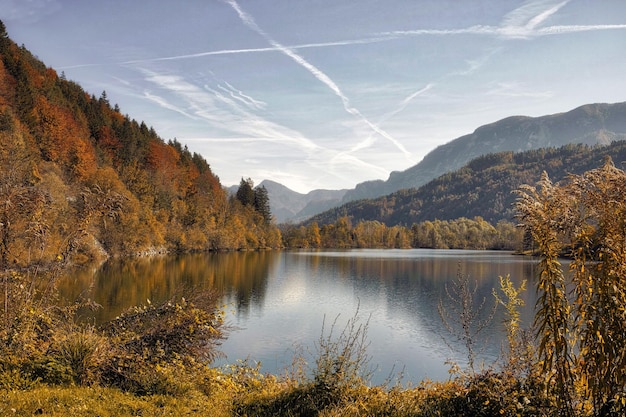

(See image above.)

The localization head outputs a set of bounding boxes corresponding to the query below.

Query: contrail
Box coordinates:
[381,0,626,40]
[367,84,434,142]
[59,0,626,72]
[397,85,433,115]
[222,0,413,161]
[340,84,433,158]
[124,38,394,63]
[525,1,569,30]
[57,36,396,70]
[538,24,626,35]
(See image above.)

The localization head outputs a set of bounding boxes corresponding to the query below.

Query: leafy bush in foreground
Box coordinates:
[96,289,226,395]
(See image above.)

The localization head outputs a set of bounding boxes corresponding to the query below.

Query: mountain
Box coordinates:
[225,180,347,223]
[266,102,626,222]
[341,102,626,202]
[257,180,347,223]
[307,140,626,227]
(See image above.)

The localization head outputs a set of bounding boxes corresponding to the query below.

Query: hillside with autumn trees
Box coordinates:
[0,22,281,268]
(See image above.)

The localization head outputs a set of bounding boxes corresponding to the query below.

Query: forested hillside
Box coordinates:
[308,141,626,227]
[0,22,280,268]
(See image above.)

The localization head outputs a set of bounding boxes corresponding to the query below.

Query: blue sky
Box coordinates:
[3,0,626,193]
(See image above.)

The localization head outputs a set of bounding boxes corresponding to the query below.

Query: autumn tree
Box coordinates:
[0,20,8,55]
[306,222,321,248]
[0,142,46,267]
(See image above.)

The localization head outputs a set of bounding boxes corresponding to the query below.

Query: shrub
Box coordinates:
[47,325,109,385]
[99,289,227,394]
[233,310,373,417]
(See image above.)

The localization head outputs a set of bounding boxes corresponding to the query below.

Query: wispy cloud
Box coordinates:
[139,66,395,182]
[218,81,266,110]
[484,82,553,99]
[501,0,569,34]
[143,90,198,120]
[139,67,320,152]
[382,0,626,40]
[221,0,414,162]
[458,48,502,76]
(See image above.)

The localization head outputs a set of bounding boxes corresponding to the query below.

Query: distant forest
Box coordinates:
[281,215,523,251]
[0,21,281,269]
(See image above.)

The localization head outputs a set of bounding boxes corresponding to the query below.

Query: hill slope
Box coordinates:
[0,21,280,267]
[308,141,626,226]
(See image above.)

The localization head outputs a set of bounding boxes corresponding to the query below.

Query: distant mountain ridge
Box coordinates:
[341,102,626,202]
[225,180,348,223]
[258,180,347,224]
[264,102,626,223]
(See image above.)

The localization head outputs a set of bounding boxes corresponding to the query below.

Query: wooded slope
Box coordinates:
[308,141,626,226]
[0,22,280,268]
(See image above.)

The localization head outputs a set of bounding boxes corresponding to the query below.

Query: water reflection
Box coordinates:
[58,251,278,323]
[58,249,539,384]
[274,250,538,382]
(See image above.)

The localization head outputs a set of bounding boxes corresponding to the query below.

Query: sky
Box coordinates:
[2,0,626,193]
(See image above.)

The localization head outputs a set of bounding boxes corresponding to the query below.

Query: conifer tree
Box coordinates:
[253,185,271,224]
[235,178,254,207]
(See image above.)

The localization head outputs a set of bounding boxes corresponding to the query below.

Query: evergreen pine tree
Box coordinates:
[253,185,271,224]
[235,178,254,207]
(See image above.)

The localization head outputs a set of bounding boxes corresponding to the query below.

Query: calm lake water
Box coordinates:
[59,249,539,384]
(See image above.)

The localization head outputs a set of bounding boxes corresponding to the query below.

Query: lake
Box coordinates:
[59,249,539,384]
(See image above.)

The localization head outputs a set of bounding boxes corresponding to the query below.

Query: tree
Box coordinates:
[0,19,8,54]
[235,178,254,207]
[253,185,271,224]
[306,222,321,248]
